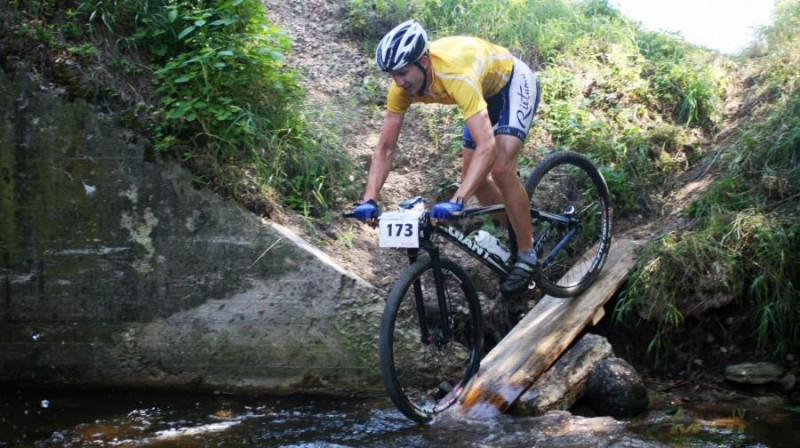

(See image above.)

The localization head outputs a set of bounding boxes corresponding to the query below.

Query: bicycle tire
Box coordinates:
[379,256,483,423]
[525,151,612,298]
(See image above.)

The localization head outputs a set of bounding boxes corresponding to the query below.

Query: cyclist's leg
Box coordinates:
[462,56,540,245]
[494,57,541,294]
[461,148,507,226]
[492,56,539,253]
[463,88,508,226]
[492,135,533,253]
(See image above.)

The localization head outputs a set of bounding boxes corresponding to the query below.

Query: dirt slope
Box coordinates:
[263,0,474,293]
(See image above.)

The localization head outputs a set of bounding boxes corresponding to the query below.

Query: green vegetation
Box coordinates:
[616,0,800,360]
[1,0,352,218]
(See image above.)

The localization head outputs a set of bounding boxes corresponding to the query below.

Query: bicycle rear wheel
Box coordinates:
[380,256,483,423]
[525,151,612,298]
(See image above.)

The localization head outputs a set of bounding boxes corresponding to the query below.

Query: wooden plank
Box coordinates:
[592,307,606,326]
[458,238,642,417]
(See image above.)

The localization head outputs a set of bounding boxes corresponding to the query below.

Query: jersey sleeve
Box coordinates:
[386,82,412,114]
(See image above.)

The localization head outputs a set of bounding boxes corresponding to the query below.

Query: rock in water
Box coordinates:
[724,362,785,385]
[586,357,649,418]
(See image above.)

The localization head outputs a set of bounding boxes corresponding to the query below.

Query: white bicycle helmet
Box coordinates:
[375,20,429,72]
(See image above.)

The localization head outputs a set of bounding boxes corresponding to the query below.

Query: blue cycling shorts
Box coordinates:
[463,57,541,149]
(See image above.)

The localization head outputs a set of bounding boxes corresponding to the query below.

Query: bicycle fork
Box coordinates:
[408,246,452,346]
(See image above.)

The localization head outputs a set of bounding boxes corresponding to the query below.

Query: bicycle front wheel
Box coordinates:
[525,151,612,298]
[379,256,483,423]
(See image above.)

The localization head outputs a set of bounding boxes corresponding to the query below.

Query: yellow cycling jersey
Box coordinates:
[386,36,514,120]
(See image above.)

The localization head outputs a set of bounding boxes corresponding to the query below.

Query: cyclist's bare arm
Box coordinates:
[363,111,405,202]
[453,108,497,202]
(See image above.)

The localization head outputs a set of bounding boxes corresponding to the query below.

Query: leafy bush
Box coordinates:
[151,1,298,153]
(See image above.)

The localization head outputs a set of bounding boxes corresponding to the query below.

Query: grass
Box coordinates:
[615,0,800,361]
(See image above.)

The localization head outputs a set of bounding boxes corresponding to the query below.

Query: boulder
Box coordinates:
[585,357,649,418]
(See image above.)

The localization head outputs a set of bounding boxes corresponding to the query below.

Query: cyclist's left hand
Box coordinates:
[430,200,463,224]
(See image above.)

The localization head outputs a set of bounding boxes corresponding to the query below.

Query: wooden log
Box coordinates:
[457,239,642,418]
[512,333,613,415]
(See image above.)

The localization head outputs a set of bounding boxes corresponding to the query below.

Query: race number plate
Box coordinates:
[379,210,423,248]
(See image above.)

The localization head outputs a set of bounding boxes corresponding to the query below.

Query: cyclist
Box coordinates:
[351,20,541,295]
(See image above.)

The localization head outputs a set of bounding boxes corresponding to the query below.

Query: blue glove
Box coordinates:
[353,199,379,222]
[430,200,463,220]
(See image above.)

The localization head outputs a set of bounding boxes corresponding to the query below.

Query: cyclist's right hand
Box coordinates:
[352,199,379,224]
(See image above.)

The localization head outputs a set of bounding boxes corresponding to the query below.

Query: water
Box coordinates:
[1,390,422,448]
[1,388,798,447]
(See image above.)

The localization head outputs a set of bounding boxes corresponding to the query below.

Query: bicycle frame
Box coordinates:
[402,202,580,346]
[426,206,511,277]
[404,203,578,275]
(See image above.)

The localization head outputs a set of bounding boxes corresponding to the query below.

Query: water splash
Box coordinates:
[155,420,242,440]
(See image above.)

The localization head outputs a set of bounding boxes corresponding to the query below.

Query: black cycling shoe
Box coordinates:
[500,259,539,296]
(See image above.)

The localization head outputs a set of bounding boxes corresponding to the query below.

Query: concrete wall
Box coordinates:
[0,62,383,395]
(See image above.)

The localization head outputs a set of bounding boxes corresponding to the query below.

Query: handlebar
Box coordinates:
[342,210,463,220]
[343,196,468,221]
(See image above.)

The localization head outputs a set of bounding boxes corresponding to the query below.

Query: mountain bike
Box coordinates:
[346,151,612,423]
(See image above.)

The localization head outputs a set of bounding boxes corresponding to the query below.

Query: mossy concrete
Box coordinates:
[0,61,382,395]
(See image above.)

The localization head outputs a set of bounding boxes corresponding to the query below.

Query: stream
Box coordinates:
[2,388,799,447]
